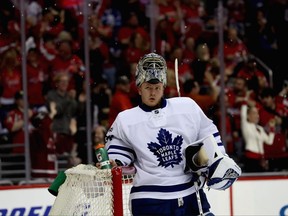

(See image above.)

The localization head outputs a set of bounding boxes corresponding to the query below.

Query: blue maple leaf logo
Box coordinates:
[147,128,183,168]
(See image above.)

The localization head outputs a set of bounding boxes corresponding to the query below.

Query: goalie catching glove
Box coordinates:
[185,135,241,190]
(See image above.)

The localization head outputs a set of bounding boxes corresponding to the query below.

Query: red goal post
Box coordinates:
[49,164,134,216]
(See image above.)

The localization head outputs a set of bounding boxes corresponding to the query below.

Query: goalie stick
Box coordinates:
[175,58,204,216]
[174,58,181,97]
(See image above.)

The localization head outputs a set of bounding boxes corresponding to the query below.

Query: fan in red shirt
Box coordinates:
[4,91,33,154]
[124,31,150,72]
[30,101,58,178]
[167,46,193,81]
[117,12,149,49]
[237,58,267,82]
[224,77,256,157]
[34,7,64,39]
[108,76,133,127]
[156,0,179,24]
[27,48,50,108]
[154,0,184,56]
[182,36,196,64]
[0,48,22,110]
[181,0,206,40]
[258,88,288,130]
[49,39,85,96]
[182,69,220,115]
[258,87,288,170]
[223,27,248,62]
[213,27,248,76]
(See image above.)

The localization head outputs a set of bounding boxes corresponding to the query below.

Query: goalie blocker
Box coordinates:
[185,135,241,190]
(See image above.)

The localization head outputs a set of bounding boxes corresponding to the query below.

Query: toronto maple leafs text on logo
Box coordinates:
[147,128,183,168]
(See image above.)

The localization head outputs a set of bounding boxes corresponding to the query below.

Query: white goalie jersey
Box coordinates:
[105,97,228,200]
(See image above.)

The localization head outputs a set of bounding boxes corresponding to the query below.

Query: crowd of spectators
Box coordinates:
[0,0,288,181]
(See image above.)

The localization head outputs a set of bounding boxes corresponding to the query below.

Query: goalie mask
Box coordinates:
[135,53,167,87]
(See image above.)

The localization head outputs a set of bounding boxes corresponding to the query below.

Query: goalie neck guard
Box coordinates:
[135,53,167,87]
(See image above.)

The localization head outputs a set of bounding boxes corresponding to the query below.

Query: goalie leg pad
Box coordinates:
[206,156,242,190]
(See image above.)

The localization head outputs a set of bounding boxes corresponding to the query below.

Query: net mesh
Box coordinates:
[49,164,134,216]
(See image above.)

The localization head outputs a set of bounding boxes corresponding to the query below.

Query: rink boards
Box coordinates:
[0,175,288,216]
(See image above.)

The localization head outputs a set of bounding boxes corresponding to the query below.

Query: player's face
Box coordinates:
[138,82,164,107]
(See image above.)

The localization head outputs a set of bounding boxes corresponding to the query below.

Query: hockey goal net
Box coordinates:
[49,164,134,216]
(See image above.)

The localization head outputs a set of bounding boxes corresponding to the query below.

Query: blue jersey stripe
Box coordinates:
[108,145,137,158]
[217,142,224,146]
[108,152,134,162]
[213,132,223,147]
[131,181,193,193]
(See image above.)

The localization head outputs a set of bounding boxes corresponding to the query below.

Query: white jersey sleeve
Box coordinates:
[105,110,137,166]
